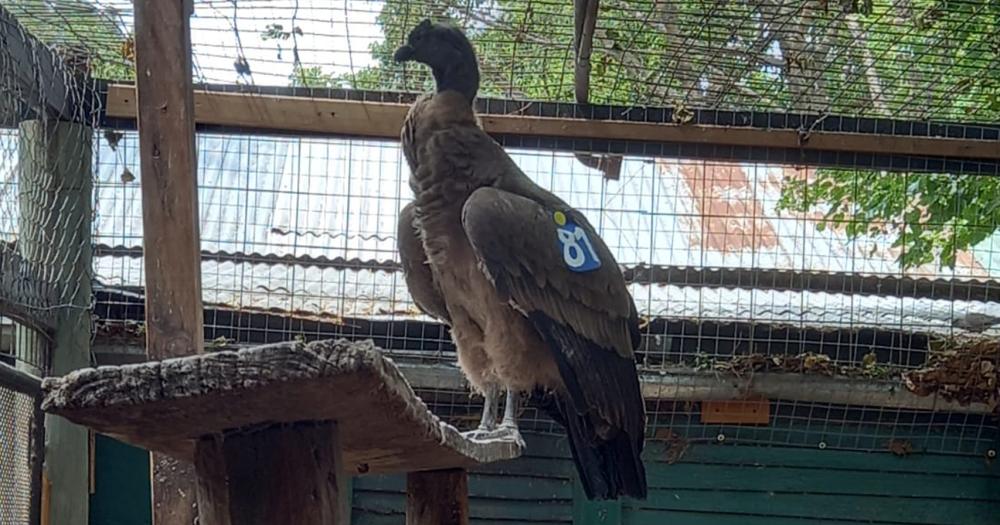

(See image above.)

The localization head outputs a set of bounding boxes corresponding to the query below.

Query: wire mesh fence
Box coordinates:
[1,4,101,366]
[5,0,999,124]
[1,0,997,481]
[0,363,43,525]
[80,125,1000,458]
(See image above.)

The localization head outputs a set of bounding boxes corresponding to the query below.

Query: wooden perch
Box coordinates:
[41,339,522,524]
[41,339,521,470]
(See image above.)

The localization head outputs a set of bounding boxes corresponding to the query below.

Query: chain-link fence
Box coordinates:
[0,362,43,525]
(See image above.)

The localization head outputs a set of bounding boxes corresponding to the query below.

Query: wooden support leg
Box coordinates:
[406,469,470,525]
[193,422,347,525]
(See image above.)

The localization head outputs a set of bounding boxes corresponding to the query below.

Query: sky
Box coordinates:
[90,0,384,85]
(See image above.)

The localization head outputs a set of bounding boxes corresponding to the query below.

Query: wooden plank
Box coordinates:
[132,3,203,360]
[87,343,997,415]
[622,508,912,525]
[406,469,469,525]
[700,399,770,424]
[0,5,93,124]
[195,422,347,525]
[40,340,523,472]
[132,2,203,524]
[650,442,999,477]
[358,491,573,522]
[643,462,1000,500]
[358,472,573,501]
[573,475,621,525]
[103,85,1000,161]
[642,368,993,414]
[630,489,1000,525]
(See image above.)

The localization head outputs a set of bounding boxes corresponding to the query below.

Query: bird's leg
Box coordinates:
[494,388,525,448]
[499,387,519,429]
[462,384,499,441]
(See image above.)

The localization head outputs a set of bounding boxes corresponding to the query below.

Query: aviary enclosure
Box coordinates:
[0,0,998,524]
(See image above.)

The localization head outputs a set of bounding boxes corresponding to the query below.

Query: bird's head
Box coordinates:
[393,19,480,104]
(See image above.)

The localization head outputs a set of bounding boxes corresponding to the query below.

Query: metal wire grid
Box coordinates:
[0,4,102,355]
[0,375,42,525]
[6,0,999,124]
[88,130,1000,367]
[414,386,998,457]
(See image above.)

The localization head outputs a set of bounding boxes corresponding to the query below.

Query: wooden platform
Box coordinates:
[41,339,523,475]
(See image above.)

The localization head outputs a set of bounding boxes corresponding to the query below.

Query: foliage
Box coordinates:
[313,0,1000,269]
[778,171,1000,269]
[5,0,134,80]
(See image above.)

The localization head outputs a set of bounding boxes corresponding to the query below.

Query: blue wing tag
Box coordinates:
[553,211,602,273]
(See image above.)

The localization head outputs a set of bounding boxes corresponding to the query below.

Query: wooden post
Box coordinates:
[133,1,203,524]
[193,422,347,525]
[17,119,94,525]
[406,469,470,525]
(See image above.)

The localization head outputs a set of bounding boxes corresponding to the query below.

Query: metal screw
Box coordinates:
[716,433,726,443]
[818,441,827,449]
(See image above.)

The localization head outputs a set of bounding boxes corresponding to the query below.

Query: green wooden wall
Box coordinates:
[90,432,1000,525]
[353,433,575,524]
[89,434,151,525]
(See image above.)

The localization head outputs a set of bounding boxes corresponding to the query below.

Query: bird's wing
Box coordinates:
[461,185,643,435]
[397,201,451,323]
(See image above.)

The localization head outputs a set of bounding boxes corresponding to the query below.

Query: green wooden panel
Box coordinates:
[630,490,1000,525]
[645,463,1000,500]
[353,491,572,522]
[645,441,999,476]
[355,472,573,500]
[353,510,569,525]
[628,442,1000,525]
[475,456,575,478]
[88,435,151,525]
[351,432,575,523]
[623,508,917,525]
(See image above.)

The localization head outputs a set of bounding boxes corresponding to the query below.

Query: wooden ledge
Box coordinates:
[41,339,522,475]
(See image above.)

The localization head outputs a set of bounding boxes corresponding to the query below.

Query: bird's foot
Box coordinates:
[462,424,524,447]
[461,423,498,442]
[493,424,526,448]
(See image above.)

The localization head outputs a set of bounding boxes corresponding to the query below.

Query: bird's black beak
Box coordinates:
[393,44,414,62]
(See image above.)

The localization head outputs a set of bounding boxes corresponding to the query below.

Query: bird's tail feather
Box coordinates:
[533,391,648,500]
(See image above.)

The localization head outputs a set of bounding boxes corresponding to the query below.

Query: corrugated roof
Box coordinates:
[77,131,1000,334]
[2,129,998,333]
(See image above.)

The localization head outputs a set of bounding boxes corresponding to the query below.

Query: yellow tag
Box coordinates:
[553,211,567,226]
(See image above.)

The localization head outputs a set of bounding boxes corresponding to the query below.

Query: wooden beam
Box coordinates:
[87,342,994,414]
[194,422,347,525]
[0,5,93,124]
[406,469,469,525]
[132,1,203,524]
[104,84,1000,161]
[41,340,524,468]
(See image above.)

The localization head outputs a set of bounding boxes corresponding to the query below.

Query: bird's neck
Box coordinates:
[431,55,479,104]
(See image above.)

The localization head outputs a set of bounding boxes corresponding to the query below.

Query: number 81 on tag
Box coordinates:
[553,212,601,272]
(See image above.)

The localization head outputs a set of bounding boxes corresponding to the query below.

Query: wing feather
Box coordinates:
[461,186,644,442]
[397,202,451,322]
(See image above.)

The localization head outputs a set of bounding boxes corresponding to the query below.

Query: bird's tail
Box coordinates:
[532,391,648,500]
